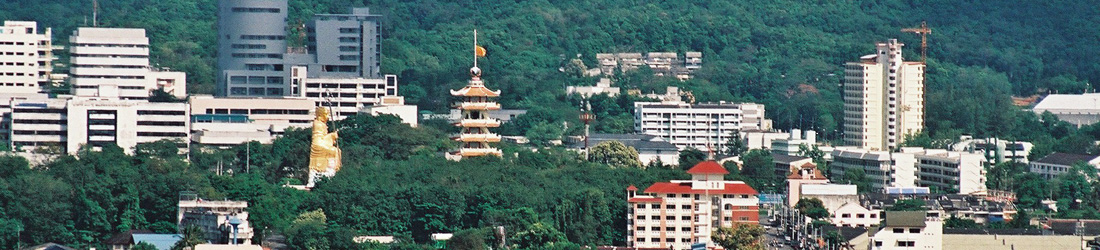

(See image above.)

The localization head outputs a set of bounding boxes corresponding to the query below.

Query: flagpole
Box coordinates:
[474,29,478,68]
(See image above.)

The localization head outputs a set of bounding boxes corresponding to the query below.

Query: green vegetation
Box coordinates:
[711,223,765,250]
[794,198,830,220]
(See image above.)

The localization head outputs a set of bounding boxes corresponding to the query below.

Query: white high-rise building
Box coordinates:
[0,21,53,94]
[10,96,189,154]
[69,28,186,100]
[843,39,924,151]
[634,101,771,151]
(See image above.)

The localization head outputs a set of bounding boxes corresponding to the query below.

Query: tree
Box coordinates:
[448,228,490,250]
[797,144,827,174]
[795,198,830,219]
[679,147,706,170]
[588,141,641,168]
[286,209,330,250]
[944,216,979,229]
[513,222,566,249]
[711,223,765,250]
[526,122,565,147]
[172,225,206,250]
[723,130,746,156]
[839,168,873,193]
[889,199,926,211]
[740,149,777,191]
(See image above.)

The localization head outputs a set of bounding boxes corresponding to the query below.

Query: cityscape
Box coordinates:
[0,1,1099,250]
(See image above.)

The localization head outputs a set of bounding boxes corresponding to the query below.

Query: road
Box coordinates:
[761,214,794,250]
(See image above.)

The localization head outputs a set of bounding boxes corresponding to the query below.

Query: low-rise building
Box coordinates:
[566,78,620,97]
[634,100,771,151]
[1032,93,1100,127]
[363,96,418,127]
[903,147,987,195]
[1028,152,1100,179]
[742,130,789,150]
[868,211,943,250]
[950,137,1033,164]
[178,195,253,245]
[863,194,1016,225]
[830,148,903,190]
[832,202,882,228]
[188,95,314,147]
[579,134,679,166]
[10,96,189,154]
[770,129,817,156]
[626,161,759,250]
[774,154,813,177]
[785,162,830,207]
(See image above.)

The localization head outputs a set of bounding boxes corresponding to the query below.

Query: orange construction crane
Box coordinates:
[901,21,931,63]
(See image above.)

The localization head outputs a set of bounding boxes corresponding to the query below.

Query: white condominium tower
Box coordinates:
[843,39,924,151]
[0,21,53,94]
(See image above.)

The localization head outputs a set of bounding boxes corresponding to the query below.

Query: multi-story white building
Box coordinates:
[290,66,398,118]
[362,96,418,127]
[831,202,882,228]
[10,96,189,154]
[68,27,186,100]
[868,211,942,250]
[178,195,253,245]
[950,137,1033,164]
[634,101,771,151]
[831,147,986,194]
[843,39,924,151]
[1028,152,1100,180]
[770,129,817,156]
[0,21,53,94]
[188,95,314,146]
[903,148,987,194]
[626,160,759,250]
[1032,93,1100,127]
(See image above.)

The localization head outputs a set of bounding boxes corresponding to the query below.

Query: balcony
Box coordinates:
[460,148,502,157]
[458,119,501,128]
[456,133,502,142]
[459,102,501,110]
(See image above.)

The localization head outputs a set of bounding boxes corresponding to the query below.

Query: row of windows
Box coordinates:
[1,51,33,56]
[13,130,64,135]
[13,108,64,114]
[0,41,39,46]
[204,108,309,115]
[245,64,284,71]
[229,76,283,85]
[338,28,361,33]
[636,238,692,243]
[231,44,268,50]
[136,110,186,116]
[73,43,148,48]
[71,64,147,69]
[231,7,280,13]
[339,55,358,61]
[0,72,27,76]
[137,132,187,137]
[136,121,186,126]
[72,54,147,59]
[13,119,64,124]
[0,61,34,66]
[240,35,285,40]
[229,87,284,96]
[231,53,282,59]
[304,83,387,89]
[73,75,146,80]
[0,82,34,87]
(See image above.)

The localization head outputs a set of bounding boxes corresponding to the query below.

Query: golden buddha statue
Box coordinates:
[309,107,341,173]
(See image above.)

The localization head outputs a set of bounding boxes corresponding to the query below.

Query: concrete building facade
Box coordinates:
[69,27,186,99]
[0,21,52,94]
[216,0,290,97]
[178,195,253,245]
[10,96,189,154]
[868,211,942,250]
[843,39,924,151]
[1032,93,1100,127]
[831,147,986,194]
[188,95,314,146]
[293,66,398,118]
[626,161,759,250]
[1028,152,1100,180]
[634,101,771,151]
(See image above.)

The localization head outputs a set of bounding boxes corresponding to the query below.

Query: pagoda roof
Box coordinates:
[451,85,501,97]
[686,160,729,174]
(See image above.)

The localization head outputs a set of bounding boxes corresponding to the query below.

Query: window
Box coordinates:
[636,227,644,231]
[650,216,659,220]
[874,241,882,247]
[841,213,851,218]
[650,227,659,231]
[681,205,691,209]
[909,228,921,233]
[665,227,674,231]
[637,238,645,242]
[895,241,915,247]
[666,205,675,209]
[681,227,690,232]
[857,214,866,218]
[892,228,904,233]
[681,216,690,220]
[665,216,674,220]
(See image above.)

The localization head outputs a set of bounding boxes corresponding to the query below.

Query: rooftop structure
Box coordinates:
[362,96,418,127]
[863,193,1016,225]
[178,194,253,245]
[0,21,53,94]
[1032,93,1100,126]
[626,161,759,250]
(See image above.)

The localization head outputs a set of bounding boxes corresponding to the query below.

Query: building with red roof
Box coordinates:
[625,160,759,250]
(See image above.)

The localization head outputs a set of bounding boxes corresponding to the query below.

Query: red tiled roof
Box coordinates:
[451,86,501,97]
[686,161,729,174]
[626,185,638,191]
[627,197,663,203]
[643,182,758,195]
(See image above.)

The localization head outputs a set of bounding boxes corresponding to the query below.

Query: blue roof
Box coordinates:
[132,234,183,250]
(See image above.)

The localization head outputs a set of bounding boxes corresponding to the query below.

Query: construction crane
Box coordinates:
[901,21,931,63]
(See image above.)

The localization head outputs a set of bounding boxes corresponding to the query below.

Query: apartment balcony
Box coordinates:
[458,102,502,110]
[458,119,501,128]
[459,148,502,157]
[456,133,502,143]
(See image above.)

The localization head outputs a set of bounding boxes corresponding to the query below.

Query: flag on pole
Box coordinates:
[475,45,487,57]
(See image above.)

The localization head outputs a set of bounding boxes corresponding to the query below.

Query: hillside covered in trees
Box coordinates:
[2,0,1100,139]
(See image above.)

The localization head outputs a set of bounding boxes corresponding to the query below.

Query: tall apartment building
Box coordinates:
[634,101,771,151]
[843,39,924,151]
[10,96,189,154]
[626,161,759,250]
[69,28,187,99]
[304,8,382,79]
[216,0,290,97]
[0,21,53,94]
